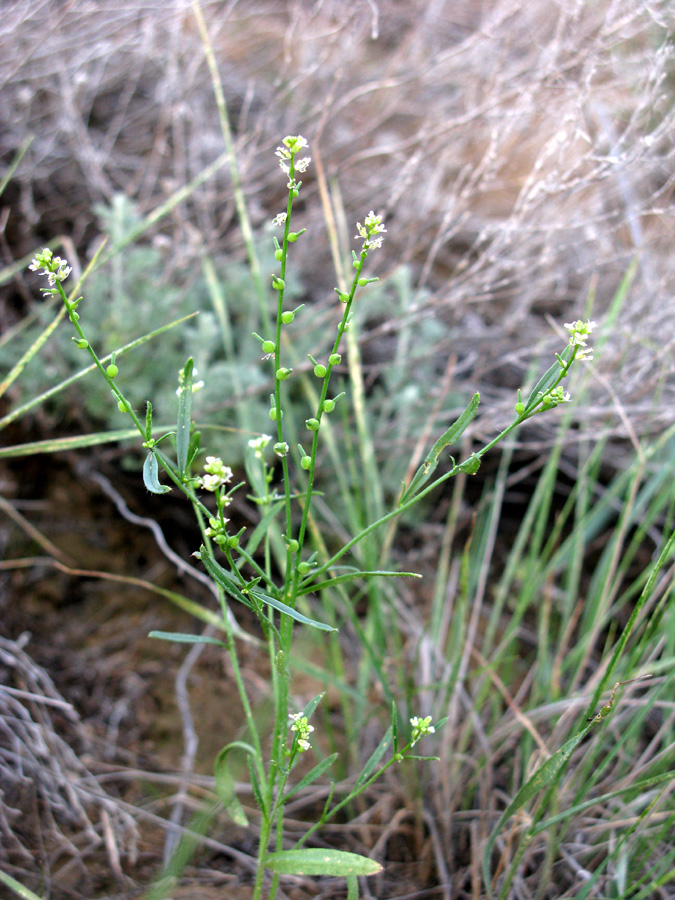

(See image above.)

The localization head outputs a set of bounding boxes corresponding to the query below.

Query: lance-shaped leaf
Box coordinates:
[214,741,257,826]
[523,344,574,414]
[297,569,420,597]
[197,547,337,632]
[143,450,170,494]
[176,357,194,478]
[401,392,480,504]
[264,848,382,877]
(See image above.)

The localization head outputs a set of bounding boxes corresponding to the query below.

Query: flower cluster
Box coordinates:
[565,319,596,362]
[289,712,314,753]
[205,513,230,545]
[539,385,571,409]
[248,434,272,460]
[29,248,72,286]
[198,456,233,492]
[355,211,387,251]
[275,135,311,180]
[410,715,435,747]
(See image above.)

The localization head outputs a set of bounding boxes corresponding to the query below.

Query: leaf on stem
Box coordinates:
[355,725,393,789]
[401,392,480,503]
[143,450,171,494]
[523,344,574,414]
[198,547,337,632]
[176,357,194,478]
[297,569,420,596]
[264,848,382,877]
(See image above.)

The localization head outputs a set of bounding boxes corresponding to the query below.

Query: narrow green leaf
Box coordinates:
[401,392,480,503]
[198,548,337,632]
[264,848,382,877]
[303,692,326,720]
[482,724,590,898]
[148,631,228,647]
[285,754,339,801]
[176,357,194,477]
[524,344,573,412]
[214,741,256,827]
[355,725,393,789]
[297,570,420,596]
[143,451,171,494]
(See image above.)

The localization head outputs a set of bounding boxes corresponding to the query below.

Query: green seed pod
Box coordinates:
[272,275,285,291]
[314,364,327,378]
[107,364,119,378]
[329,353,341,366]
[226,535,239,549]
[306,418,320,431]
[297,561,311,575]
[300,455,311,470]
[281,311,295,324]
[276,367,292,380]
[73,337,89,349]
[357,277,368,286]
[322,399,335,413]
[291,188,299,198]
[269,407,282,420]
[274,248,283,261]
[262,340,275,354]
[515,401,526,416]
[117,399,127,413]
[286,539,299,553]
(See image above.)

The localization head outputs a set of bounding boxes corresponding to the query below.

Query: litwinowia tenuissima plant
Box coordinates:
[28,133,597,899]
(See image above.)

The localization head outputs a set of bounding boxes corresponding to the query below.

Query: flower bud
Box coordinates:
[314,364,327,378]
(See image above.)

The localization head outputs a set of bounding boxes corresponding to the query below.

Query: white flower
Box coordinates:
[273,213,287,226]
[410,715,435,747]
[355,211,387,251]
